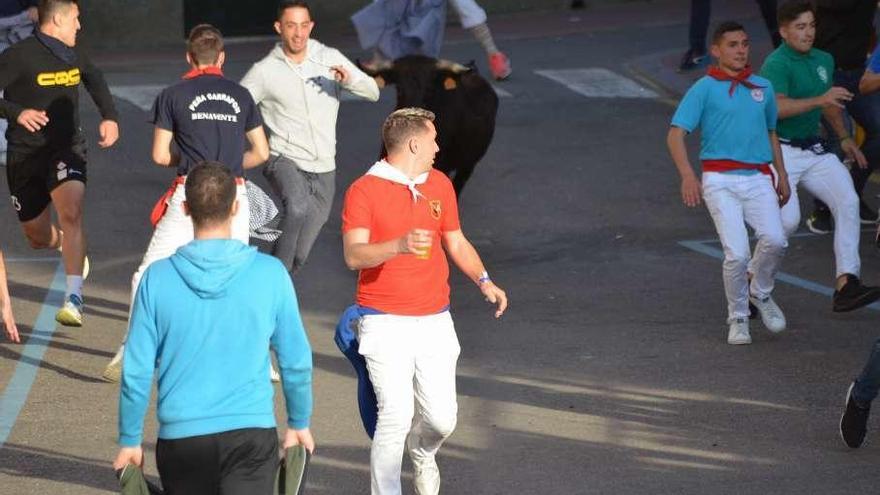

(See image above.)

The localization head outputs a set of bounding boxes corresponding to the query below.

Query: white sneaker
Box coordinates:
[270,364,281,382]
[749,295,786,333]
[727,318,751,345]
[407,430,440,495]
[412,461,440,495]
[55,294,83,327]
[102,345,125,383]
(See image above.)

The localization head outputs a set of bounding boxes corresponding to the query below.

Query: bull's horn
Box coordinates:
[435,59,469,74]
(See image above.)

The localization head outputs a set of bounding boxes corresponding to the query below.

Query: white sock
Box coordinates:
[470,23,499,55]
[66,275,83,299]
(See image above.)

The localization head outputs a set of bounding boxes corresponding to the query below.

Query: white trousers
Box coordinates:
[359,311,461,495]
[130,180,249,307]
[702,172,787,321]
[780,144,860,278]
[449,0,487,29]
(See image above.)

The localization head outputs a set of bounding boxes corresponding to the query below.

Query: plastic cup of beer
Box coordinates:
[414,244,431,260]
[413,229,431,260]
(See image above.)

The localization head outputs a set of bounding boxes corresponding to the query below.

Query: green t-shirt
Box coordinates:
[759,43,834,140]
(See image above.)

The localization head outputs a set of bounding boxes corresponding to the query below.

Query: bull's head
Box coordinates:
[357,55,474,108]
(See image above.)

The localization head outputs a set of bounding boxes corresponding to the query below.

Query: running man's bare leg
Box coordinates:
[19,207,62,251]
[49,180,86,277]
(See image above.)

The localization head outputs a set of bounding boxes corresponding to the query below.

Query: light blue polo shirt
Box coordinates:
[672,74,777,175]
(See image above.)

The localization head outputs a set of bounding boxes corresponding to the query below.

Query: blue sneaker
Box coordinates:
[55,294,83,327]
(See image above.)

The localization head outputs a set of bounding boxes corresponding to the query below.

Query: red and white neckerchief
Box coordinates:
[706,65,765,97]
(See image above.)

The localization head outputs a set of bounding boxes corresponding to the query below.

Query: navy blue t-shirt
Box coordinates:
[151,74,262,176]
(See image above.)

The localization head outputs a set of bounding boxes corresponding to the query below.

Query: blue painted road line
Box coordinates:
[678,238,880,312]
[0,262,66,447]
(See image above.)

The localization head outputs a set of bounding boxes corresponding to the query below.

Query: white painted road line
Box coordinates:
[111,85,165,112]
[536,68,659,99]
[492,85,513,98]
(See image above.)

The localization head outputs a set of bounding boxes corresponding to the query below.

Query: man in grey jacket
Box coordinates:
[242,0,380,276]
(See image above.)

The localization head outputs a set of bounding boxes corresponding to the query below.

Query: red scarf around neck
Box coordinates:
[706,65,764,97]
[182,66,224,80]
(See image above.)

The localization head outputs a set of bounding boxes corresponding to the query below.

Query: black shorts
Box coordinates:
[156,427,279,495]
[5,144,87,222]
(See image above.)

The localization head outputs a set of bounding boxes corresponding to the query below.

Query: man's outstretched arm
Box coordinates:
[442,229,507,318]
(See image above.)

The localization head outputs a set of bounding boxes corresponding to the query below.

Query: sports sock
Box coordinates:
[470,23,499,55]
[66,275,83,300]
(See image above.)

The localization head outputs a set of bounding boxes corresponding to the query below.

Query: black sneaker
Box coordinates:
[677,49,708,72]
[806,208,833,234]
[833,275,880,312]
[860,201,878,225]
[840,382,870,448]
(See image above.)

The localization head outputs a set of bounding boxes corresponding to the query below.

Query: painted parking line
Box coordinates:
[535,68,659,99]
[678,232,880,311]
[0,261,66,447]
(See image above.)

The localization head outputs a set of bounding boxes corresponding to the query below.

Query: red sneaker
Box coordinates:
[489,52,511,80]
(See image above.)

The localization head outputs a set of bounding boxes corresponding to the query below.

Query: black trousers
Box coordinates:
[156,428,278,495]
[688,0,780,52]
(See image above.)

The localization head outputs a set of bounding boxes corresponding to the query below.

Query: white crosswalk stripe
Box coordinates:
[492,85,512,98]
[535,68,658,99]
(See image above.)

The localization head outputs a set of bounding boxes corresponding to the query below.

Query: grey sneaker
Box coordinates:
[727,318,751,345]
[749,295,786,333]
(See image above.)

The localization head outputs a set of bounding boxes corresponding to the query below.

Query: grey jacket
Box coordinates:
[241,39,380,173]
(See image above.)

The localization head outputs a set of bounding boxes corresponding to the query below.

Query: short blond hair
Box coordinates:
[382,107,435,152]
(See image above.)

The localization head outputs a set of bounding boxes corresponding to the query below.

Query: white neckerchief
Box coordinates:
[366,160,428,203]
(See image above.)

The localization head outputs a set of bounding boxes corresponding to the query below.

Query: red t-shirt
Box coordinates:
[342,169,461,315]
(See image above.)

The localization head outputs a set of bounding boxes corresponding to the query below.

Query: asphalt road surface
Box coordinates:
[2,2,880,493]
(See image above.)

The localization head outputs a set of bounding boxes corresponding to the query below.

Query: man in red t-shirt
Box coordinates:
[342,107,507,495]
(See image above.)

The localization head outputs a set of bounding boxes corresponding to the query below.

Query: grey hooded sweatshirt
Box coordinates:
[241,39,380,173]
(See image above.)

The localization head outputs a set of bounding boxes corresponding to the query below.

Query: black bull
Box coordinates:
[358,55,499,195]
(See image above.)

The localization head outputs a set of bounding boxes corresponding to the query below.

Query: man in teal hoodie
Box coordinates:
[112,162,314,494]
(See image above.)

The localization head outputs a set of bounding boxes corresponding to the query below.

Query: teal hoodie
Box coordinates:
[118,239,313,446]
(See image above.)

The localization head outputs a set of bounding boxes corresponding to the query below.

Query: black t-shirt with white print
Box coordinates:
[151,74,262,177]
